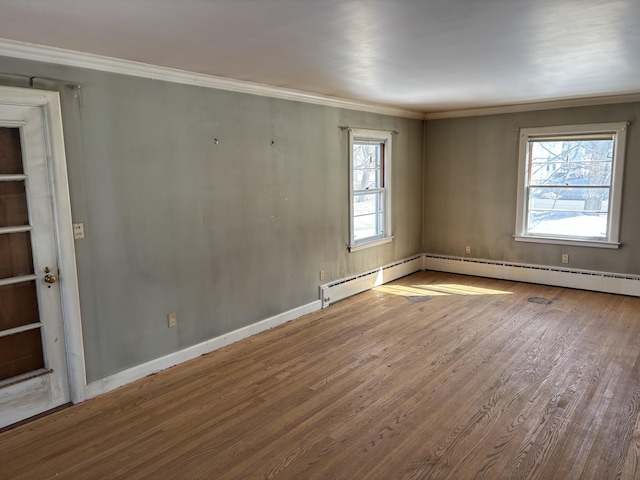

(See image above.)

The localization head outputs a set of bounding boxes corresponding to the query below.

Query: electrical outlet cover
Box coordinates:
[72,222,85,239]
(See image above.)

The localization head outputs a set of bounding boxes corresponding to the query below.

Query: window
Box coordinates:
[515,122,628,248]
[348,128,393,251]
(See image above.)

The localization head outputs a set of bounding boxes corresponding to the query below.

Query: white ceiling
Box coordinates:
[1,0,639,114]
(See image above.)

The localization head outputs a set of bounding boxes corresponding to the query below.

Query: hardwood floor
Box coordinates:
[2,271,640,479]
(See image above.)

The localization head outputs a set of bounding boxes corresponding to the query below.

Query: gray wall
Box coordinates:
[8,52,637,385]
[0,56,424,382]
[423,103,640,274]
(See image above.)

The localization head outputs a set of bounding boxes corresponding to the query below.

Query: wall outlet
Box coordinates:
[73,222,85,240]
[562,254,569,264]
[465,245,471,254]
[167,312,177,328]
[320,270,325,281]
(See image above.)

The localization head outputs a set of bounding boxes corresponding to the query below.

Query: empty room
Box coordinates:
[1,1,640,479]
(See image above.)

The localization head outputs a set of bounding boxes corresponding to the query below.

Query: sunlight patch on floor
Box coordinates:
[375,284,513,297]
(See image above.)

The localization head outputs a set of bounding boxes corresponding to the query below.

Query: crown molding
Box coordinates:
[424,93,640,120]
[0,38,425,120]
[2,38,639,122]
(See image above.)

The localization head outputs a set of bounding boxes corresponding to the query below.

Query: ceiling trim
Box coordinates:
[1,38,638,122]
[424,93,640,120]
[0,38,425,120]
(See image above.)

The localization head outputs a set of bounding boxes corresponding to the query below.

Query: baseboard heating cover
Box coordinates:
[320,255,423,308]
[424,254,640,297]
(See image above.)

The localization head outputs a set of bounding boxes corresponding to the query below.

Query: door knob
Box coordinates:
[44,274,57,284]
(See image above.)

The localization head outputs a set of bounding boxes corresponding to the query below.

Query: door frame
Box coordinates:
[0,85,86,404]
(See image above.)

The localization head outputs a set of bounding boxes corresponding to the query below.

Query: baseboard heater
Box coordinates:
[320,254,640,309]
[320,255,423,308]
[424,254,640,297]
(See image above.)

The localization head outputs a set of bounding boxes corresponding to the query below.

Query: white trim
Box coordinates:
[348,128,393,251]
[0,322,42,338]
[67,251,640,400]
[349,236,394,252]
[0,85,87,404]
[0,38,424,120]
[0,225,32,234]
[515,122,627,247]
[0,86,55,107]
[320,255,423,307]
[423,254,640,297]
[2,39,640,121]
[85,300,321,399]
[43,91,87,404]
[514,235,620,249]
[0,368,49,389]
[0,274,38,287]
[424,93,640,120]
[0,120,26,127]
[0,174,28,181]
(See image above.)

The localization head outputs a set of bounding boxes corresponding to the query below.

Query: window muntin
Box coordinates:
[515,123,627,248]
[349,129,392,251]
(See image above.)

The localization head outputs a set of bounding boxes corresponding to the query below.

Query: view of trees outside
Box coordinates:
[527,137,613,238]
[353,142,383,241]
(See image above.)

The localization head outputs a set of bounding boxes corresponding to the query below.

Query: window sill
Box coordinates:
[514,235,620,249]
[349,236,394,252]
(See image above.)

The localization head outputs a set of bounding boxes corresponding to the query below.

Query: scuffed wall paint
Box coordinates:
[0,57,424,382]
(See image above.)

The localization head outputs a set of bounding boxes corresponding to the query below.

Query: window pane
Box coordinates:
[529,187,609,213]
[354,213,383,241]
[353,168,380,191]
[517,123,626,245]
[349,130,391,248]
[527,211,608,238]
[528,187,609,238]
[353,142,382,191]
[353,143,381,170]
[354,193,382,216]
[530,139,613,186]
[354,191,384,241]
[0,181,29,227]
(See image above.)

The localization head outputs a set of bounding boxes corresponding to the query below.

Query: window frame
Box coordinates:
[348,128,393,252]
[515,122,628,249]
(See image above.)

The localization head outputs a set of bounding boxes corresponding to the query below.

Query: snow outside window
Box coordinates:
[515,122,628,248]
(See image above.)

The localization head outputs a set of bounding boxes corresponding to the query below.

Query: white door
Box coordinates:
[0,103,71,428]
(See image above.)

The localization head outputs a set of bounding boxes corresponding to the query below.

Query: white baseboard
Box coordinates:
[85,253,639,401]
[85,300,321,399]
[84,254,422,399]
[320,255,423,307]
[423,254,640,297]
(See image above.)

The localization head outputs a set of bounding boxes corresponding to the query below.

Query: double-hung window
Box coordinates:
[515,122,627,248]
[348,128,393,251]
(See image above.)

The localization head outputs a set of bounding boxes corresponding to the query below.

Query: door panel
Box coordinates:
[0,281,40,330]
[0,105,70,428]
[0,231,35,278]
[0,181,29,226]
[0,329,45,381]
[0,127,23,174]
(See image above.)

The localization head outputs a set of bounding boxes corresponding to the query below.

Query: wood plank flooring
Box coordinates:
[2,271,640,479]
